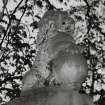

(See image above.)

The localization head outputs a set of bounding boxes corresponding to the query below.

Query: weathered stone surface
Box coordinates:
[6,86,94,105]
[22,10,88,91]
[6,10,94,105]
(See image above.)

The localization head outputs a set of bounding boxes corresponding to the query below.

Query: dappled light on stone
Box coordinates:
[6,10,94,105]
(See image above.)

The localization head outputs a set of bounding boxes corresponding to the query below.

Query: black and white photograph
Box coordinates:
[0,0,105,105]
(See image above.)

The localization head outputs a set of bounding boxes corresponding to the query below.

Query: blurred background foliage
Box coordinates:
[0,0,105,104]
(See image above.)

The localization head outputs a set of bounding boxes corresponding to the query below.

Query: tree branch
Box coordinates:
[12,0,24,14]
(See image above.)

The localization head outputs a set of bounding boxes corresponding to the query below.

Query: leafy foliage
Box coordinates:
[0,0,105,105]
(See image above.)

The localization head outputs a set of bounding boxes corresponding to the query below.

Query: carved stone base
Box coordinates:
[6,86,94,105]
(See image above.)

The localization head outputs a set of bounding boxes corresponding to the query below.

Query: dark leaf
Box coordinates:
[22,31,27,38]
[10,14,16,20]
[30,21,38,29]
[35,15,41,20]
[59,0,63,2]
[30,50,36,54]
[21,43,30,48]
[75,15,82,20]
[0,19,8,24]
[36,1,43,8]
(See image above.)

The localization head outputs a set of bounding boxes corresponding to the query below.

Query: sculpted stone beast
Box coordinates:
[5,10,94,105]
